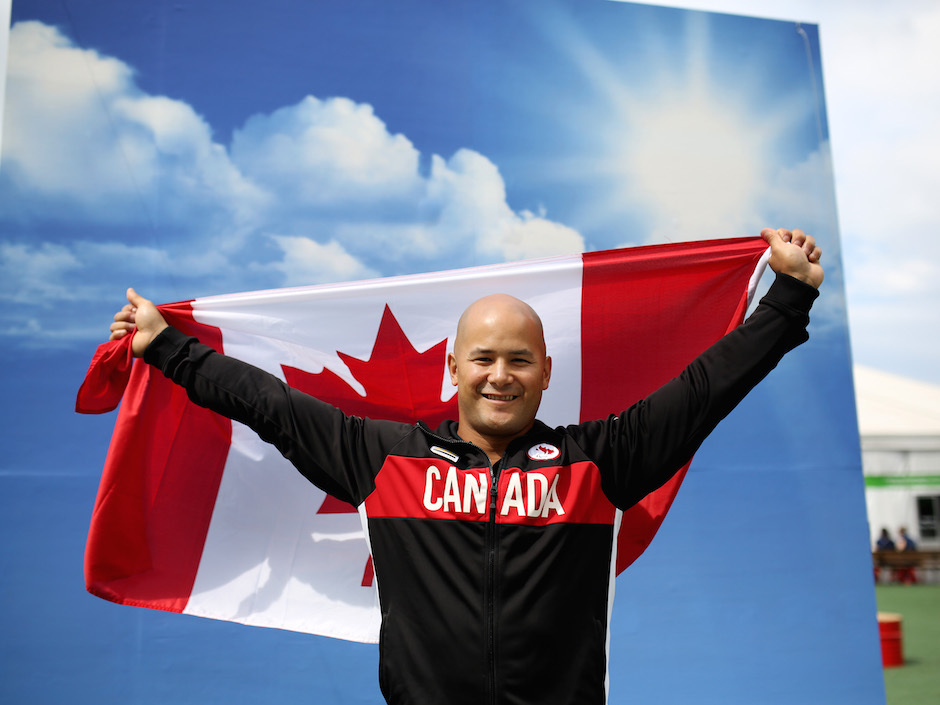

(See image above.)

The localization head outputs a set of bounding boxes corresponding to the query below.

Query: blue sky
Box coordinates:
[640,0,940,390]
[3,0,836,304]
[7,1,939,397]
[0,0,847,471]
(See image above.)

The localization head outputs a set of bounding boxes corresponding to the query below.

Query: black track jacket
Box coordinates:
[145,273,818,705]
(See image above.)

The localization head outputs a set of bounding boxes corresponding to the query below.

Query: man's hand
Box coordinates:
[109,288,169,358]
[761,228,824,289]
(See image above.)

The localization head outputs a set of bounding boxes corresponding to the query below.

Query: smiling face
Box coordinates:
[448,294,552,460]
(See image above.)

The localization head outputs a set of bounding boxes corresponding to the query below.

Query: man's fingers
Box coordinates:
[109,323,133,341]
[113,303,136,323]
[787,229,821,261]
[761,228,781,245]
[798,235,820,261]
[762,228,820,261]
[761,228,795,246]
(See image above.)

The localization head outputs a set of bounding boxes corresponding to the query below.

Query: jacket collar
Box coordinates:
[418,419,561,467]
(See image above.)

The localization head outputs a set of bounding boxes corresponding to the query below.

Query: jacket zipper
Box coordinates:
[416,424,500,704]
[486,458,499,705]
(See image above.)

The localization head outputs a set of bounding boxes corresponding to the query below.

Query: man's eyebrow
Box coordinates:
[467,347,535,356]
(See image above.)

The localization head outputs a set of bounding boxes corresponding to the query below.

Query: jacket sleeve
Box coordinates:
[569,272,820,510]
[143,328,408,505]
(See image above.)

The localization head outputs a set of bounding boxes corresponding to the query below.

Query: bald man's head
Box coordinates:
[454,294,546,355]
[448,294,551,460]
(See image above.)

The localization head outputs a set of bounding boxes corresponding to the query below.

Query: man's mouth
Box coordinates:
[483,393,517,402]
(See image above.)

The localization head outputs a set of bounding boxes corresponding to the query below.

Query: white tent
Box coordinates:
[855,365,940,549]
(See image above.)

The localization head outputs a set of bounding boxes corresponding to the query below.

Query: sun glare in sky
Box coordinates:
[538,10,791,244]
[615,84,769,240]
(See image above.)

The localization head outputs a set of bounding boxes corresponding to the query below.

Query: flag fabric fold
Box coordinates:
[75,335,134,414]
[79,237,768,642]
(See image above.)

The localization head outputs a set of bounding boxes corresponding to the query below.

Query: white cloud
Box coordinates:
[0,239,233,306]
[422,150,584,261]
[231,104,584,266]
[621,89,769,241]
[77,240,232,278]
[1,19,583,317]
[231,96,423,208]
[323,149,585,264]
[534,6,821,247]
[811,2,940,383]
[499,211,587,261]
[823,5,940,245]
[268,235,380,286]
[3,22,137,206]
[0,241,82,303]
[1,21,267,228]
[0,237,246,346]
[625,0,940,383]
[763,146,839,245]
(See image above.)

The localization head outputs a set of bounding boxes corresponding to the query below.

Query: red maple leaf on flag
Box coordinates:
[282,304,458,428]
[281,305,459,586]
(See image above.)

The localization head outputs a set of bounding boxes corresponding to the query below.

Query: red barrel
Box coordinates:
[877,612,904,667]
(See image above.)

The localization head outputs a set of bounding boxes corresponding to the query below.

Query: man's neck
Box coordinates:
[463,431,505,467]
[456,424,534,467]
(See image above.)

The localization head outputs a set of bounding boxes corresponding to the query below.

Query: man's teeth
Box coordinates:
[484,394,515,401]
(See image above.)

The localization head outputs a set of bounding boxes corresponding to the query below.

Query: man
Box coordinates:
[109,228,823,704]
[897,527,916,552]
[876,528,896,551]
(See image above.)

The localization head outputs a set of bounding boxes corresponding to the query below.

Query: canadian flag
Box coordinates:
[78,237,768,643]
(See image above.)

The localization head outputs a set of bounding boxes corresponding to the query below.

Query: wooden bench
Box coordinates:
[873,549,940,584]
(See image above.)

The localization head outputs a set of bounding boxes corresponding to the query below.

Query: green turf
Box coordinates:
[875,584,940,705]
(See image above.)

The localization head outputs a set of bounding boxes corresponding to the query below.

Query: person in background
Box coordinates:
[873,528,896,582]
[897,527,917,551]
[875,528,896,551]
[894,527,919,584]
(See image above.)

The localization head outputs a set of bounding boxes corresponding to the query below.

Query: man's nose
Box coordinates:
[489,359,512,385]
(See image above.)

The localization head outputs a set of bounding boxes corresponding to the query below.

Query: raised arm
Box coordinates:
[577,227,824,509]
[105,287,406,505]
[109,288,168,357]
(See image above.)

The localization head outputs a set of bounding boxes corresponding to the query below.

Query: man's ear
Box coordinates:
[447,352,458,386]
[542,356,552,390]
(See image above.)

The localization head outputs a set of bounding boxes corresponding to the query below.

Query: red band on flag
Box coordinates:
[579,238,767,573]
[83,301,232,613]
[75,335,135,414]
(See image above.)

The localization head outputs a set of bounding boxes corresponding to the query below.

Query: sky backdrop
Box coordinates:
[2,1,836,316]
[0,2,886,703]
[0,0,852,478]
[3,0,938,389]
[638,0,940,387]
